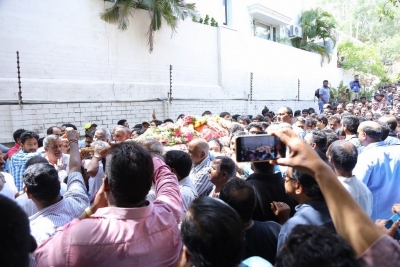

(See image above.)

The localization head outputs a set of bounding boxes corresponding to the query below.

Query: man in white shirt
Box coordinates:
[327,140,373,216]
[165,150,197,214]
[43,135,70,181]
[0,172,18,200]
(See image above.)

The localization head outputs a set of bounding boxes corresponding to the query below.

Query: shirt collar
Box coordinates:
[91,201,154,220]
[364,141,387,151]
[193,155,210,171]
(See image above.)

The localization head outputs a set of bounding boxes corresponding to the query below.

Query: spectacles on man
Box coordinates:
[283,172,297,181]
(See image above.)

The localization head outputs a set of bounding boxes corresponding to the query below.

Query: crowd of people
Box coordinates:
[1,81,400,267]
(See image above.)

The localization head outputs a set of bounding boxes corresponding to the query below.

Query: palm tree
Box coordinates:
[101,0,198,53]
[291,8,337,63]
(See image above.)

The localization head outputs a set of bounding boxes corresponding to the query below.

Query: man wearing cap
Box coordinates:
[82,123,97,148]
[349,75,361,99]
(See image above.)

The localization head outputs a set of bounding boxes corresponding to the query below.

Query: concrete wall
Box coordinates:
[0,0,350,142]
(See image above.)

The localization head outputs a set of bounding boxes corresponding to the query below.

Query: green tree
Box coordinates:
[291,8,337,63]
[330,81,351,104]
[101,0,198,53]
[377,34,400,67]
[338,40,386,78]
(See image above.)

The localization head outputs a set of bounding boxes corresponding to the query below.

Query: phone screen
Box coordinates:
[385,213,400,240]
[235,135,285,162]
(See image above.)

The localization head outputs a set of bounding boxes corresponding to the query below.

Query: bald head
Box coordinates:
[187,139,209,165]
[142,139,164,155]
[327,140,357,172]
[379,116,397,132]
[113,126,131,142]
[357,121,382,146]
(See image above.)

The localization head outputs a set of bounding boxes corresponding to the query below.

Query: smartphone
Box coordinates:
[385,213,400,240]
[235,135,285,162]
[346,89,349,93]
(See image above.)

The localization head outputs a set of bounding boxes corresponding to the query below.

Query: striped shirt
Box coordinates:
[189,156,213,197]
[9,149,39,191]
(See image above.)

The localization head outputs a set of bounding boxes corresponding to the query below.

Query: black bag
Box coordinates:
[315,88,320,98]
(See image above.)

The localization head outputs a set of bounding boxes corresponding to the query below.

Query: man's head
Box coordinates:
[20,131,39,153]
[202,110,212,117]
[46,126,62,136]
[323,104,331,114]
[113,126,131,142]
[165,150,192,181]
[276,225,358,267]
[346,103,354,113]
[341,115,359,135]
[187,139,209,165]
[284,167,324,203]
[105,142,154,206]
[238,116,251,126]
[326,140,358,174]
[247,122,263,135]
[294,117,305,130]
[336,104,344,114]
[85,134,93,147]
[220,178,256,224]
[316,115,328,130]
[43,135,63,161]
[13,128,26,145]
[354,75,359,81]
[305,118,317,131]
[208,156,235,187]
[323,80,329,87]
[84,122,97,136]
[208,138,223,153]
[117,119,129,128]
[353,108,361,116]
[277,107,293,123]
[0,195,37,267]
[302,109,309,117]
[142,139,164,156]
[219,112,231,120]
[360,96,366,104]
[252,161,275,174]
[328,115,341,131]
[304,130,327,152]
[357,121,382,146]
[180,197,244,267]
[379,116,397,132]
[150,120,162,128]
[93,129,109,142]
[23,163,61,203]
[322,128,339,149]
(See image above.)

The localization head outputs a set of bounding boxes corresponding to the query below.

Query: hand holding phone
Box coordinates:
[384,213,400,240]
[235,135,285,162]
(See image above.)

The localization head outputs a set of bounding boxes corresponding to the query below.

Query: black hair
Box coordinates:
[252,161,274,174]
[25,155,48,168]
[305,118,317,127]
[322,128,339,149]
[302,109,309,114]
[177,114,185,121]
[151,120,163,126]
[20,131,39,144]
[165,150,192,179]
[105,142,154,205]
[181,197,245,267]
[232,114,241,122]
[202,111,212,116]
[215,156,236,179]
[117,119,127,126]
[208,138,223,151]
[292,168,324,201]
[363,125,382,140]
[219,178,255,223]
[61,123,77,130]
[13,129,26,143]
[219,112,231,118]
[342,115,360,134]
[328,141,358,172]
[261,107,269,115]
[294,110,301,117]
[323,80,329,83]
[252,114,266,122]
[133,124,143,129]
[284,107,293,116]
[360,96,366,99]
[309,130,327,151]
[239,116,251,125]
[163,118,174,123]
[276,225,359,267]
[46,126,61,135]
[38,137,44,148]
[308,108,316,114]
[23,163,60,202]
[377,121,389,141]
[0,195,36,267]
[328,115,341,123]
[247,122,263,132]
[316,114,328,126]
[85,133,94,139]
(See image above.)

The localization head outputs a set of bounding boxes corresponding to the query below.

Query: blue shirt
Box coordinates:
[9,149,40,191]
[349,80,361,92]
[353,142,400,220]
[277,201,335,253]
[318,87,330,103]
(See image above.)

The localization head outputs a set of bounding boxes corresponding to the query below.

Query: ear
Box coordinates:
[44,146,48,152]
[175,246,191,267]
[311,143,317,149]
[295,182,302,194]
[103,177,111,193]
[27,191,33,200]
[170,167,177,175]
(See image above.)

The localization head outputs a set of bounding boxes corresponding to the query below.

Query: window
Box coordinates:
[253,21,278,42]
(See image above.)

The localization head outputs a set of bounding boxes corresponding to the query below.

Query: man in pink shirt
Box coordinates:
[35,142,183,267]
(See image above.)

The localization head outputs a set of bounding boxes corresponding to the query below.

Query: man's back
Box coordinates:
[246,173,297,222]
[245,220,281,264]
[338,176,373,216]
[353,143,400,220]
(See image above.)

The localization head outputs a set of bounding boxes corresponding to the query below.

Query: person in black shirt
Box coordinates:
[220,178,281,264]
[246,162,297,223]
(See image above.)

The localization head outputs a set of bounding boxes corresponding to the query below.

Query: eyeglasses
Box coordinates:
[283,172,297,181]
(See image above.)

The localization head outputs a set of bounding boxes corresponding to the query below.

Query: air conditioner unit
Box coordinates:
[289,25,302,38]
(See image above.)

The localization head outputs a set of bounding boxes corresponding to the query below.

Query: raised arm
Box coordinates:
[271,128,382,257]
[67,130,82,174]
